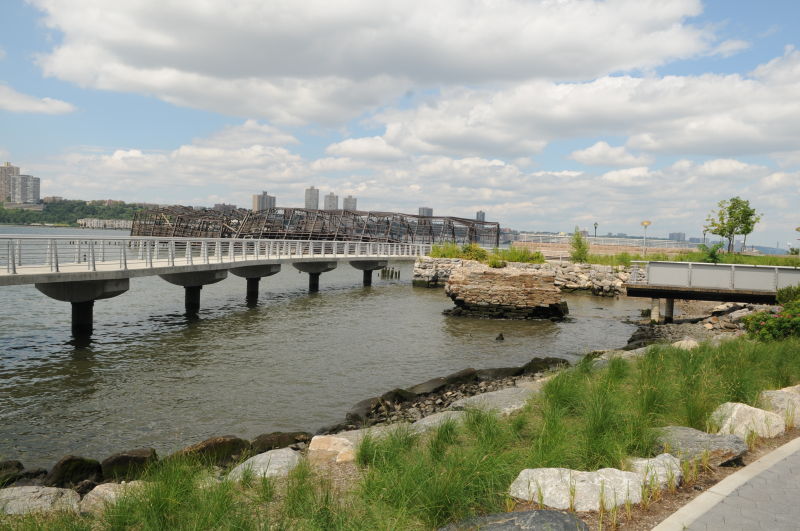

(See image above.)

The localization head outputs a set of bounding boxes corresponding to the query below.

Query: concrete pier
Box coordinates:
[664,298,675,323]
[350,260,388,287]
[650,298,661,324]
[160,270,228,314]
[292,261,337,292]
[230,264,282,304]
[35,278,130,337]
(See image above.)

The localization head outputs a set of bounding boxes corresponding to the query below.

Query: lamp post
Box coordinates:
[593,222,598,239]
[641,220,651,256]
[703,230,707,245]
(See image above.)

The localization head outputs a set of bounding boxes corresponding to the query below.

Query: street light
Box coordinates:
[593,222,598,239]
[641,220,651,256]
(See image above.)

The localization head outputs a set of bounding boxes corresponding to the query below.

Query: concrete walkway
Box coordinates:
[654,436,800,530]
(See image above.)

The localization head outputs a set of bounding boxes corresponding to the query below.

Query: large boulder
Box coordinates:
[521,357,568,375]
[228,448,300,481]
[346,396,382,423]
[760,390,800,426]
[0,461,24,487]
[101,448,157,480]
[711,402,785,440]
[174,435,251,466]
[656,426,747,466]
[671,338,699,350]
[628,454,682,489]
[45,455,102,488]
[0,486,80,515]
[336,423,412,446]
[307,436,356,464]
[79,481,145,515]
[439,509,589,530]
[449,387,534,416]
[251,431,312,454]
[475,367,525,381]
[407,377,448,395]
[443,368,479,385]
[509,468,642,511]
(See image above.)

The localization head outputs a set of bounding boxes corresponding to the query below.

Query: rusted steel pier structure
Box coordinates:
[131,206,500,247]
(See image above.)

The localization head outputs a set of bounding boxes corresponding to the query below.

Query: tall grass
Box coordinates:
[428,243,544,265]
[7,338,800,531]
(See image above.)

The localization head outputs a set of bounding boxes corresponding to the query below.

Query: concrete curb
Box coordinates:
[652,435,800,530]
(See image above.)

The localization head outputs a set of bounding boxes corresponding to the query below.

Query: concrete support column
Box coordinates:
[230,264,281,306]
[362,269,373,287]
[650,298,661,324]
[664,298,675,324]
[292,261,337,293]
[71,300,94,337]
[185,286,202,315]
[350,260,388,287]
[246,278,260,304]
[309,272,321,292]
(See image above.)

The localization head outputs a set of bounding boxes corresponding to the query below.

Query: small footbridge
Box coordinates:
[625,261,800,322]
[1,235,429,336]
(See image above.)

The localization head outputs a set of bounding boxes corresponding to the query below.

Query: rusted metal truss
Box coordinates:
[131,207,500,246]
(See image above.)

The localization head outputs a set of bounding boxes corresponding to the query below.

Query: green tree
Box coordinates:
[570,226,589,263]
[704,197,761,253]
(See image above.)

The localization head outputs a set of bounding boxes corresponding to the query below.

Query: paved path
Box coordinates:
[654,437,800,530]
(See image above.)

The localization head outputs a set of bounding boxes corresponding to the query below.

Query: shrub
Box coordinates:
[777,285,800,304]
[570,227,589,263]
[487,256,507,268]
[697,243,724,264]
[492,247,545,264]
[460,243,489,262]
[743,300,800,340]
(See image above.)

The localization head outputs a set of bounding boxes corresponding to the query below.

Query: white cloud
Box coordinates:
[0,83,76,114]
[325,137,405,160]
[0,47,5,60]
[570,141,653,166]
[30,0,717,124]
[710,39,750,58]
[601,166,654,186]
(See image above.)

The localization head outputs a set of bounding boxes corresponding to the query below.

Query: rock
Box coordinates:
[380,388,418,404]
[307,436,356,464]
[727,309,753,322]
[411,411,467,433]
[7,468,47,487]
[711,402,785,440]
[657,426,747,466]
[228,448,300,481]
[0,486,80,515]
[760,390,800,427]
[101,448,157,480]
[79,481,145,515]
[438,509,589,530]
[449,387,534,416]
[174,435,251,466]
[346,396,382,423]
[521,357,568,375]
[712,303,744,315]
[628,454,682,489]
[45,456,102,488]
[73,479,97,497]
[407,377,448,395]
[671,338,699,350]
[336,424,412,446]
[251,432,312,454]
[782,384,800,395]
[0,461,24,487]
[475,367,524,380]
[703,323,714,330]
[444,368,479,385]
[509,468,642,511]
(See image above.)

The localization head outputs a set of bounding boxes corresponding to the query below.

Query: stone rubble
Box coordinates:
[307,436,357,464]
[711,402,786,440]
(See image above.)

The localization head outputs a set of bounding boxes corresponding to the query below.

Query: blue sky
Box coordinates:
[1,0,798,247]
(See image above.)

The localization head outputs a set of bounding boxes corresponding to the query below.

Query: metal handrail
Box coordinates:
[628,260,800,291]
[1,237,432,275]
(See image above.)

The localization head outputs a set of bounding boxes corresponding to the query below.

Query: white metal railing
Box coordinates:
[518,234,699,249]
[629,261,800,292]
[1,236,431,276]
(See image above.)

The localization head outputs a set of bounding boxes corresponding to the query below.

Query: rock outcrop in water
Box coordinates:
[443,261,568,319]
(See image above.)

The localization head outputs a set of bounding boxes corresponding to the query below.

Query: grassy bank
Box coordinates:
[6,336,800,530]
[430,243,545,267]
[584,251,800,267]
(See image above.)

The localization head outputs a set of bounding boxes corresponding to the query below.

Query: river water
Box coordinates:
[0,226,647,468]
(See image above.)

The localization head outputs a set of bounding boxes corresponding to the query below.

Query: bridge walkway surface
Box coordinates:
[654,437,800,531]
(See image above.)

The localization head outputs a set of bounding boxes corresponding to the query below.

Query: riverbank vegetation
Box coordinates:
[430,242,545,266]
[7,333,800,530]
[0,201,143,226]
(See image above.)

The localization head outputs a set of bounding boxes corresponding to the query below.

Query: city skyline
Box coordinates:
[1,2,800,247]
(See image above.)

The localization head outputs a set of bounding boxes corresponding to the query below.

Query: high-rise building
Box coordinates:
[419,207,433,217]
[305,186,319,210]
[0,162,20,202]
[252,191,276,211]
[668,232,686,241]
[476,210,486,222]
[212,203,237,213]
[343,195,357,210]
[323,192,339,210]
[9,175,40,204]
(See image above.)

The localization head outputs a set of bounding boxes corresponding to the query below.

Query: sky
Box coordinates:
[0,0,799,247]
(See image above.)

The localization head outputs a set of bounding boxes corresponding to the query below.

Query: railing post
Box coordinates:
[186,241,193,265]
[228,241,234,262]
[89,241,97,271]
[169,241,175,266]
[216,241,222,263]
[730,265,735,289]
[8,240,16,274]
[53,240,59,272]
[101,239,106,262]
[687,263,693,287]
[202,241,209,264]
[122,242,128,270]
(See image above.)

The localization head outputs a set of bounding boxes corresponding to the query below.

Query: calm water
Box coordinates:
[0,226,647,468]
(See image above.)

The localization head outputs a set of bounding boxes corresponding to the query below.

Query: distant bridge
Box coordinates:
[625,261,800,322]
[1,235,429,337]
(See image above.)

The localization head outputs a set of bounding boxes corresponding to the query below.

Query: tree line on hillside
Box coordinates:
[0,200,144,226]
